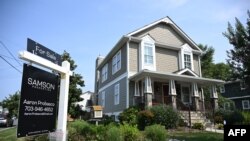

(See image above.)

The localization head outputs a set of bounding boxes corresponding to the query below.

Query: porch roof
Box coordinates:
[129,70,224,85]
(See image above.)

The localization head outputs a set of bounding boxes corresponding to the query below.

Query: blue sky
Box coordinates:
[0,0,249,101]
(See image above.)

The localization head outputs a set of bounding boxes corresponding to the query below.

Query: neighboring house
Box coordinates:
[94,17,224,120]
[0,106,2,114]
[75,91,94,112]
[221,80,250,110]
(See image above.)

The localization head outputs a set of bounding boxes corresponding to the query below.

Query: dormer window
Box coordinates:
[180,44,193,70]
[140,35,156,71]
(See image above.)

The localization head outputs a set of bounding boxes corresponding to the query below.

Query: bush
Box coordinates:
[224,110,244,125]
[242,111,250,125]
[150,104,179,129]
[100,114,117,125]
[192,123,204,130]
[214,115,224,124]
[216,123,224,129]
[144,124,167,141]
[137,110,154,130]
[119,106,139,126]
[106,126,123,141]
[121,124,140,141]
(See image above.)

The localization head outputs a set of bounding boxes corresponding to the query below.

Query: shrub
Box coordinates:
[144,124,167,141]
[214,115,224,124]
[119,106,139,126]
[137,110,154,130]
[101,114,117,125]
[242,111,250,125]
[150,104,179,129]
[121,124,140,141]
[192,123,204,130]
[224,110,244,125]
[216,123,224,129]
[106,126,123,141]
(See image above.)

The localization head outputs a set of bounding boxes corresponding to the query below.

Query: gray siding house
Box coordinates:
[94,17,224,119]
[221,80,250,110]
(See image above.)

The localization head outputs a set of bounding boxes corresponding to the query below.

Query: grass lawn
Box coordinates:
[0,127,25,141]
[168,129,223,141]
[0,126,224,141]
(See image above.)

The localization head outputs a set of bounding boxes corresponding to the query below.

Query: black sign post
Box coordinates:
[27,38,62,65]
[17,64,58,138]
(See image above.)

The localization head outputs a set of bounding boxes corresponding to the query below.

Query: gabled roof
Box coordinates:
[174,68,199,77]
[127,16,202,52]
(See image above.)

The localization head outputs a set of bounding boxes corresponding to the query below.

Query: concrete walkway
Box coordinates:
[205,127,224,134]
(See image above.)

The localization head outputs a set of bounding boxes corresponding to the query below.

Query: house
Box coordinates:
[75,91,94,112]
[221,80,250,110]
[94,17,224,120]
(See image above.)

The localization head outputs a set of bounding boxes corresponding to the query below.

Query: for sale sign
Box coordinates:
[17,64,58,138]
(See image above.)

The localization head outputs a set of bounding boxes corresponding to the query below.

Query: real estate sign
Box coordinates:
[27,38,62,65]
[17,64,58,138]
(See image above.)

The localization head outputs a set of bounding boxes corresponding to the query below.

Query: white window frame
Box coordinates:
[180,44,194,70]
[242,100,250,110]
[140,35,156,71]
[112,50,121,74]
[184,54,191,69]
[114,83,120,105]
[220,85,225,93]
[101,64,108,82]
[101,91,105,107]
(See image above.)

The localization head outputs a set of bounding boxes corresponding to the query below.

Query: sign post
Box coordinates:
[18,39,72,141]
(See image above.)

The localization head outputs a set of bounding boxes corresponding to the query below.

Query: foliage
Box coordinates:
[241,111,250,125]
[106,126,123,141]
[1,91,20,117]
[69,104,86,119]
[192,123,204,130]
[62,51,85,116]
[150,104,179,129]
[100,114,117,125]
[137,110,154,130]
[215,109,244,125]
[218,94,235,110]
[120,124,140,141]
[223,10,250,85]
[118,106,139,126]
[216,123,224,129]
[144,124,167,141]
[168,131,223,141]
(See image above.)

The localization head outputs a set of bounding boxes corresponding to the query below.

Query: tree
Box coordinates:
[1,91,20,117]
[199,44,231,81]
[61,51,85,116]
[223,10,250,84]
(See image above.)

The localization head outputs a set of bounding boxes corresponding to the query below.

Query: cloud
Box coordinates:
[215,7,243,22]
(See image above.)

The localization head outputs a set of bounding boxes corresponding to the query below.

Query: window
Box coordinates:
[101,64,108,82]
[114,84,120,105]
[101,91,105,107]
[220,85,225,93]
[112,51,121,74]
[224,102,230,110]
[184,54,191,69]
[144,43,153,65]
[242,100,250,110]
[240,81,247,90]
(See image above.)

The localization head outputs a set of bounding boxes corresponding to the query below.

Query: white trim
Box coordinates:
[180,44,194,70]
[134,81,140,96]
[176,68,198,77]
[228,95,250,100]
[242,100,250,110]
[98,72,127,92]
[140,35,156,71]
[198,56,202,77]
[126,40,130,108]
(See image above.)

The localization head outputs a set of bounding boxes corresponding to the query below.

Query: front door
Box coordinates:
[181,85,190,104]
[162,84,169,105]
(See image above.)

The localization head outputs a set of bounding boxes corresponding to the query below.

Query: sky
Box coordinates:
[0,0,249,101]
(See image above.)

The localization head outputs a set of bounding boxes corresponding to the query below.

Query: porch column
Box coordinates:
[192,83,200,111]
[144,76,153,107]
[210,85,218,110]
[169,80,177,110]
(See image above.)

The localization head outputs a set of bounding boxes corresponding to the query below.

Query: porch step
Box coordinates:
[179,111,209,127]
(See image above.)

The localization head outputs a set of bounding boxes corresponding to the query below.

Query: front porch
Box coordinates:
[130,70,224,112]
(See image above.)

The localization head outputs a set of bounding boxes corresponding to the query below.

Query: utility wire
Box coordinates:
[0,56,22,74]
[0,40,22,66]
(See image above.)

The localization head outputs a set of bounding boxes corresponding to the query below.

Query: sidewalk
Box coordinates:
[205,127,224,134]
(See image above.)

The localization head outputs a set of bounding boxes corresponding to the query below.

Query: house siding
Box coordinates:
[223,82,250,98]
[129,42,139,73]
[98,77,127,113]
[156,47,179,73]
[193,55,200,76]
[99,45,127,88]
[233,98,250,110]
[134,23,185,47]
